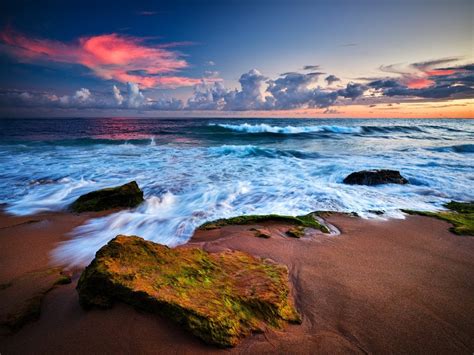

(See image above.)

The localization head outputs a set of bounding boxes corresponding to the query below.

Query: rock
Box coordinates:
[286,226,306,238]
[70,181,144,212]
[403,201,474,236]
[77,235,301,347]
[250,227,272,238]
[343,170,408,185]
[198,212,329,233]
[0,268,71,332]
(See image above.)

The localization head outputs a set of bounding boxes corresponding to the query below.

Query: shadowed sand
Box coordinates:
[0,210,473,354]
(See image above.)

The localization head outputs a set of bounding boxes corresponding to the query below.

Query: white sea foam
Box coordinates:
[0,119,472,266]
[214,123,363,134]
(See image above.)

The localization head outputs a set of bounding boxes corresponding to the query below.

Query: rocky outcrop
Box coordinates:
[403,201,473,236]
[0,268,71,332]
[70,181,144,212]
[198,212,330,233]
[343,170,408,185]
[76,235,301,347]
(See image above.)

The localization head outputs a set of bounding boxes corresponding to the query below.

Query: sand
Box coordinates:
[0,210,473,354]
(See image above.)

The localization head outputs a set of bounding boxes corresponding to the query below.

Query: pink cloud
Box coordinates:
[0,29,210,88]
[381,59,462,89]
[405,69,459,89]
[425,69,456,76]
[405,78,435,89]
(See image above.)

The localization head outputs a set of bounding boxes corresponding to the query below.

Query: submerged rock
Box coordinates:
[0,268,71,332]
[343,169,408,185]
[70,181,144,212]
[77,235,301,347]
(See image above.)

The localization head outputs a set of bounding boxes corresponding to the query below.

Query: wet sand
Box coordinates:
[0,210,473,354]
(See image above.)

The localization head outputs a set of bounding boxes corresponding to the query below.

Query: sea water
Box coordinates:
[0,118,472,265]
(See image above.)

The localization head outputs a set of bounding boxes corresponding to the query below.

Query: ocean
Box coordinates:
[0,118,472,265]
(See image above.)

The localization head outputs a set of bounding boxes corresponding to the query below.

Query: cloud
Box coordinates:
[368,59,474,99]
[225,69,269,110]
[126,82,145,108]
[2,59,472,113]
[204,70,220,78]
[187,81,227,110]
[325,75,340,85]
[74,88,91,102]
[137,11,158,16]
[113,85,124,105]
[0,83,185,111]
[267,71,334,109]
[302,65,320,71]
[337,83,367,100]
[187,70,365,110]
[0,29,212,89]
[378,57,464,89]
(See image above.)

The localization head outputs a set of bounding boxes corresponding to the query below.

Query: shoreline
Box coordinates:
[1,210,473,353]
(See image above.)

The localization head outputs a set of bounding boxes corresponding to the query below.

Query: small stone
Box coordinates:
[286,226,306,238]
[250,227,272,238]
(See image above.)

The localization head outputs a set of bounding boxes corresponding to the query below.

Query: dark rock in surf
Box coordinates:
[70,181,144,212]
[343,170,408,186]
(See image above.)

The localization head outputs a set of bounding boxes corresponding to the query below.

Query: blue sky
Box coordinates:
[0,0,472,117]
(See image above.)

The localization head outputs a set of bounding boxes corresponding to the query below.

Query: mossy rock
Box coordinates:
[0,268,72,332]
[198,212,328,233]
[402,201,474,236]
[286,226,306,238]
[77,235,301,347]
[250,228,272,239]
[70,181,144,212]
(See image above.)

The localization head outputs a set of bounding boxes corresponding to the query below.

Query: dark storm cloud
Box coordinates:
[382,85,474,99]
[337,83,367,100]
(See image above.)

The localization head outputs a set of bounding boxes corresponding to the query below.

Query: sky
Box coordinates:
[0,0,472,118]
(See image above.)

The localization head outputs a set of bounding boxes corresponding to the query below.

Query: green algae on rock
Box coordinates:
[77,235,301,347]
[286,226,306,238]
[70,181,144,212]
[403,201,474,236]
[0,268,72,332]
[198,212,329,233]
[250,227,272,239]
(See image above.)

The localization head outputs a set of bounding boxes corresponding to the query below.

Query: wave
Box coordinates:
[428,144,474,154]
[211,123,426,135]
[208,145,320,159]
[212,123,362,134]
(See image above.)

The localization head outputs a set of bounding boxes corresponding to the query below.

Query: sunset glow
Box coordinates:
[0,0,472,118]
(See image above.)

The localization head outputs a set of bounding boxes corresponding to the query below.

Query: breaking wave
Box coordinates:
[212,123,363,134]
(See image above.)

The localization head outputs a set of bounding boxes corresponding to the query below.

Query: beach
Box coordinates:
[1,209,473,354]
[1,0,473,352]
